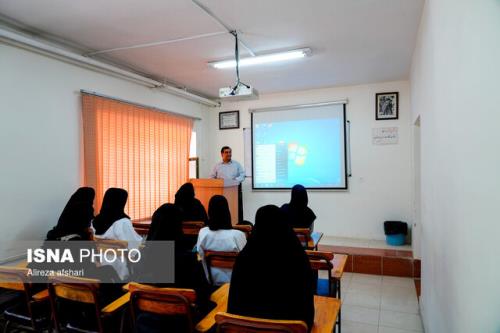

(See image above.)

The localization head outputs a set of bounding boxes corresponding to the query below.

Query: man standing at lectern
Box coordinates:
[210,146,245,222]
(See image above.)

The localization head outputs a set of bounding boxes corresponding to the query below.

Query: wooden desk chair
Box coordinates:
[133,220,206,237]
[132,218,152,236]
[182,221,206,250]
[306,251,347,333]
[93,238,138,276]
[48,275,125,333]
[133,224,150,236]
[204,251,239,286]
[293,229,324,250]
[306,250,335,297]
[128,282,197,333]
[233,224,252,238]
[94,238,129,251]
[293,228,316,250]
[0,266,51,332]
[215,312,308,333]
[182,221,206,236]
[196,284,340,333]
[0,288,23,331]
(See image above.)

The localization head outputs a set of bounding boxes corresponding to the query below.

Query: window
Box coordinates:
[82,94,193,220]
[189,131,197,158]
[188,131,199,179]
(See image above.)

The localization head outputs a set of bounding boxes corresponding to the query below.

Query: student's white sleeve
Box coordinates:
[235,231,247,251]
[114,219,142,247]
[196,228,206,257]
[196,229,210,278]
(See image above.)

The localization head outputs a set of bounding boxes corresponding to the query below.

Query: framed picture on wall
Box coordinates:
[376,92,399,120]
[219,110,240,129]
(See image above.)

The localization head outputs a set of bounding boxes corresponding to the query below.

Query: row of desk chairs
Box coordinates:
[0,236,131,333]
[0,267,313,333]
[0,226,335,332]
[132,221,327,295]
[134,220,318,250]
[204,250,338,296]
[204,250,344,333]
[133,220,253,239]
[0,267,188,333]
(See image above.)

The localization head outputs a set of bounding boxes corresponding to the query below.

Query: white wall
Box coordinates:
[410,0,500,332]
[208,81,412,240]
[0,43,210,260]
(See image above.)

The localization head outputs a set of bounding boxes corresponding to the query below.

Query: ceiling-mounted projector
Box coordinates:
[216,30,259,101]
[219,85,259,101]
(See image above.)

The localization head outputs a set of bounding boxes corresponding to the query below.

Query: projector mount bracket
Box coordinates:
[230,30,251,96]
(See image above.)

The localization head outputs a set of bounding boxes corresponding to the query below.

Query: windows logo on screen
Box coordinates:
[288,143,307,166]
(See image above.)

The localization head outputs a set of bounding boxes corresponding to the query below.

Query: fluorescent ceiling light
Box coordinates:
[210,48,311,69]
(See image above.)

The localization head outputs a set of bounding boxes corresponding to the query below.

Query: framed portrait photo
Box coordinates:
[219,110,240,130]
[376,92,399,120]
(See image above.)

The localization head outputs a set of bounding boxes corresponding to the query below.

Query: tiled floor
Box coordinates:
[323,272,423,333]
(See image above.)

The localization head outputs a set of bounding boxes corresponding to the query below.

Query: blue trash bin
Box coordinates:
[386,233,406,246]
[384,221,407,246]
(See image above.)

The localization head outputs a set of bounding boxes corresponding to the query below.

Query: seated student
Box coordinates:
[30,198,114,290]
[174,182,209,249]
[281,184,317,231]
[92,188,142,243]
[43,220,123,331]
[196,195,246,286]
[92,188,141,280]
[227,205,315,329]
[46,187,95,240]
[174,182,208,224]
[133,204,214,333]
[31,201,122,285]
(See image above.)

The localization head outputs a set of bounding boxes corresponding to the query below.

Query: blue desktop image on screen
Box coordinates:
[254,118,343,188]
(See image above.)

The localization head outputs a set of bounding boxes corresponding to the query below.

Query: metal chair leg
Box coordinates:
[337,279,341,333]
[2,320,9,333]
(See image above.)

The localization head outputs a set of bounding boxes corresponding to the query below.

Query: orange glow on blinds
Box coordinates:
[82,94,193,220]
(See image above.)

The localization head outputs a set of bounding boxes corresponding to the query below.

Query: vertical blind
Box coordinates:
[82,94,193,220]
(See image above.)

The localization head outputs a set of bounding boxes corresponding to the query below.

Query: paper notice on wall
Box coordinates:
[372,127,398,145]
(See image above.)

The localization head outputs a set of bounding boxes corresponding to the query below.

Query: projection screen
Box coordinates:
[251,102,347,190]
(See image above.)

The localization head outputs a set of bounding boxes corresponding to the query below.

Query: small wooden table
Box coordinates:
[331,254,348,297]
[195,283,341,333]
[331,254,348,333]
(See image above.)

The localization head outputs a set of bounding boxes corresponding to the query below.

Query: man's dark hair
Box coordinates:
[221,146,231,154]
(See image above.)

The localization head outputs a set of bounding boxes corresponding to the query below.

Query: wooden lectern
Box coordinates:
[190,179,239,225]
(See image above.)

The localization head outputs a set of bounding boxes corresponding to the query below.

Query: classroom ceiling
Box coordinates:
[0,0,424,99]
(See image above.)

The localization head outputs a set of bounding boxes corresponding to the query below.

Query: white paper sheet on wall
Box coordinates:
[372,127,399,145]
[243,128,252,177]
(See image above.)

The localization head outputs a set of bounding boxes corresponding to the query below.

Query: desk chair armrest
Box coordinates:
[195,284,230,332]
[331,254,348,279]
[101,293,130,314]
[32,289,49,302]
[15,260,28,268]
